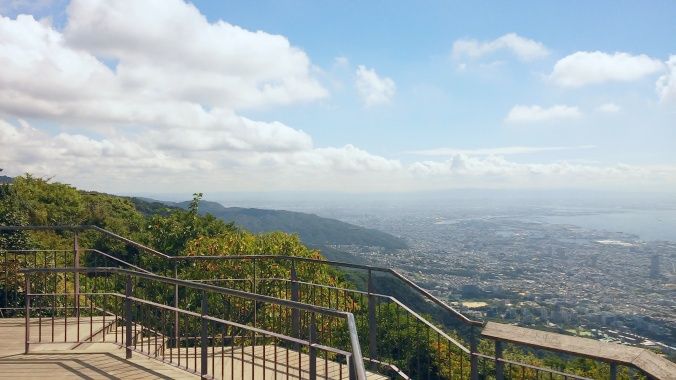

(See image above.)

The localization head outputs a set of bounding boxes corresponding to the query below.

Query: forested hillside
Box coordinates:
[160,199,408,249]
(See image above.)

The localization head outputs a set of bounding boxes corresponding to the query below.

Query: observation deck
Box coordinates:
[1,225,674,380]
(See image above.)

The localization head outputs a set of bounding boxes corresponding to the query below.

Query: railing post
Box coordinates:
[124,275,133,359]
[367,269,377,365]
[252,257,257,328]
[290,262,300,339]
[201,291,208,380]
[348,355,356,380]
[24,275,30,354]
[609,362,617,380]
[174,262,179,349]
[470,325,479,380]
[309,312,317,380]
[74,232,80,327]
[495,340,504,380]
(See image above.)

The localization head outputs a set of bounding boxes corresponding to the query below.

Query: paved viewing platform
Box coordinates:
[0,319,387,380]
[0,318,197,379]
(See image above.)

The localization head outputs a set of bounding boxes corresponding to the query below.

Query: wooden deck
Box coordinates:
[1,318,387,379]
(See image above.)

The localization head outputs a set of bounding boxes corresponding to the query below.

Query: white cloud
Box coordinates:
[0,2,674,193]
[656,55,676,104]
[63,0,327,109]
[597,103,621,113]
[452,33,549,62]
[355,65,396,107]
[549,51,664,87]
[504,105,582,124]
[409,145,595,157]
[334,56,349,68]
[0,2,327,123]
[2,117,675,192]
[0,1,330,156]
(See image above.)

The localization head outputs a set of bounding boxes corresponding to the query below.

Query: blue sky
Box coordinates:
[210,0,676,162]
[0,0,674,193]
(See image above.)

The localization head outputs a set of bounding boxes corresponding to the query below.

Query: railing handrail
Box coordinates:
[7,225,673,379]
[0,225,482,326]
[20,266,368,380]
[234,276,472,353]
[483,322,676,380]
[23,266,350,319]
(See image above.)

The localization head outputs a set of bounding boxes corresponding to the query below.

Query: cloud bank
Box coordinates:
[0,1,674,193]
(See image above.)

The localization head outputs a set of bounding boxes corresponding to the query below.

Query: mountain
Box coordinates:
[0,175,12,184]
[159,199,407,250]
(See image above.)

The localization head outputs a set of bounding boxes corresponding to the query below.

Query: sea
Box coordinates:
[527,208,676,242]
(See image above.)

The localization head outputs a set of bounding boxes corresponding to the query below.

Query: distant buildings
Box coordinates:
[650,254,660,278]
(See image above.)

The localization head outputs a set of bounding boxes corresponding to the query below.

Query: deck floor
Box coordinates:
[0,318,198,379]
[0,318,387,380]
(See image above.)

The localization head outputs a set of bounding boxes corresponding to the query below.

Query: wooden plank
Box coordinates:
[633,350,676,380]
[482,322,676,380]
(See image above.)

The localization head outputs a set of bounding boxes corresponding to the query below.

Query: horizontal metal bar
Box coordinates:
[251,277,471,352]
[181,255,481,325]
[0,225,173,259]
[387,268,483,326]
[474,353,593,380]
[28,292,120,297]
[88,249,151,273]
[22,267,351,318]
[0,249,72,253]
[87,226,173,259]
[386,295,471,353]
[258,277,388,297]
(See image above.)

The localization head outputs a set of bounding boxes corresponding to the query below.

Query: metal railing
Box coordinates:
[21,266,367,380]
[0,224,484,379]
[3,225,675,380]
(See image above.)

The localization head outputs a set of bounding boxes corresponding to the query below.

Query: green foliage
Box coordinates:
[146,193,237,255]
[0,180,30,250]
[170,200,408,249]
[8,175,85,226]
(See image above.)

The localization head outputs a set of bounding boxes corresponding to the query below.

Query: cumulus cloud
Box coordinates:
[656,55,676,104]
[63,0,327,109]
[0,0,330,155]
[597,103,621,113]
[0,3,327,119]
[504,105,582,124]
[549,51,664,87]
[355,65,396,107]
[1,2,674,193]
[452,33,549,61]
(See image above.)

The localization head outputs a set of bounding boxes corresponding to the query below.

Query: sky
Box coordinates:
[0,0,675,194]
